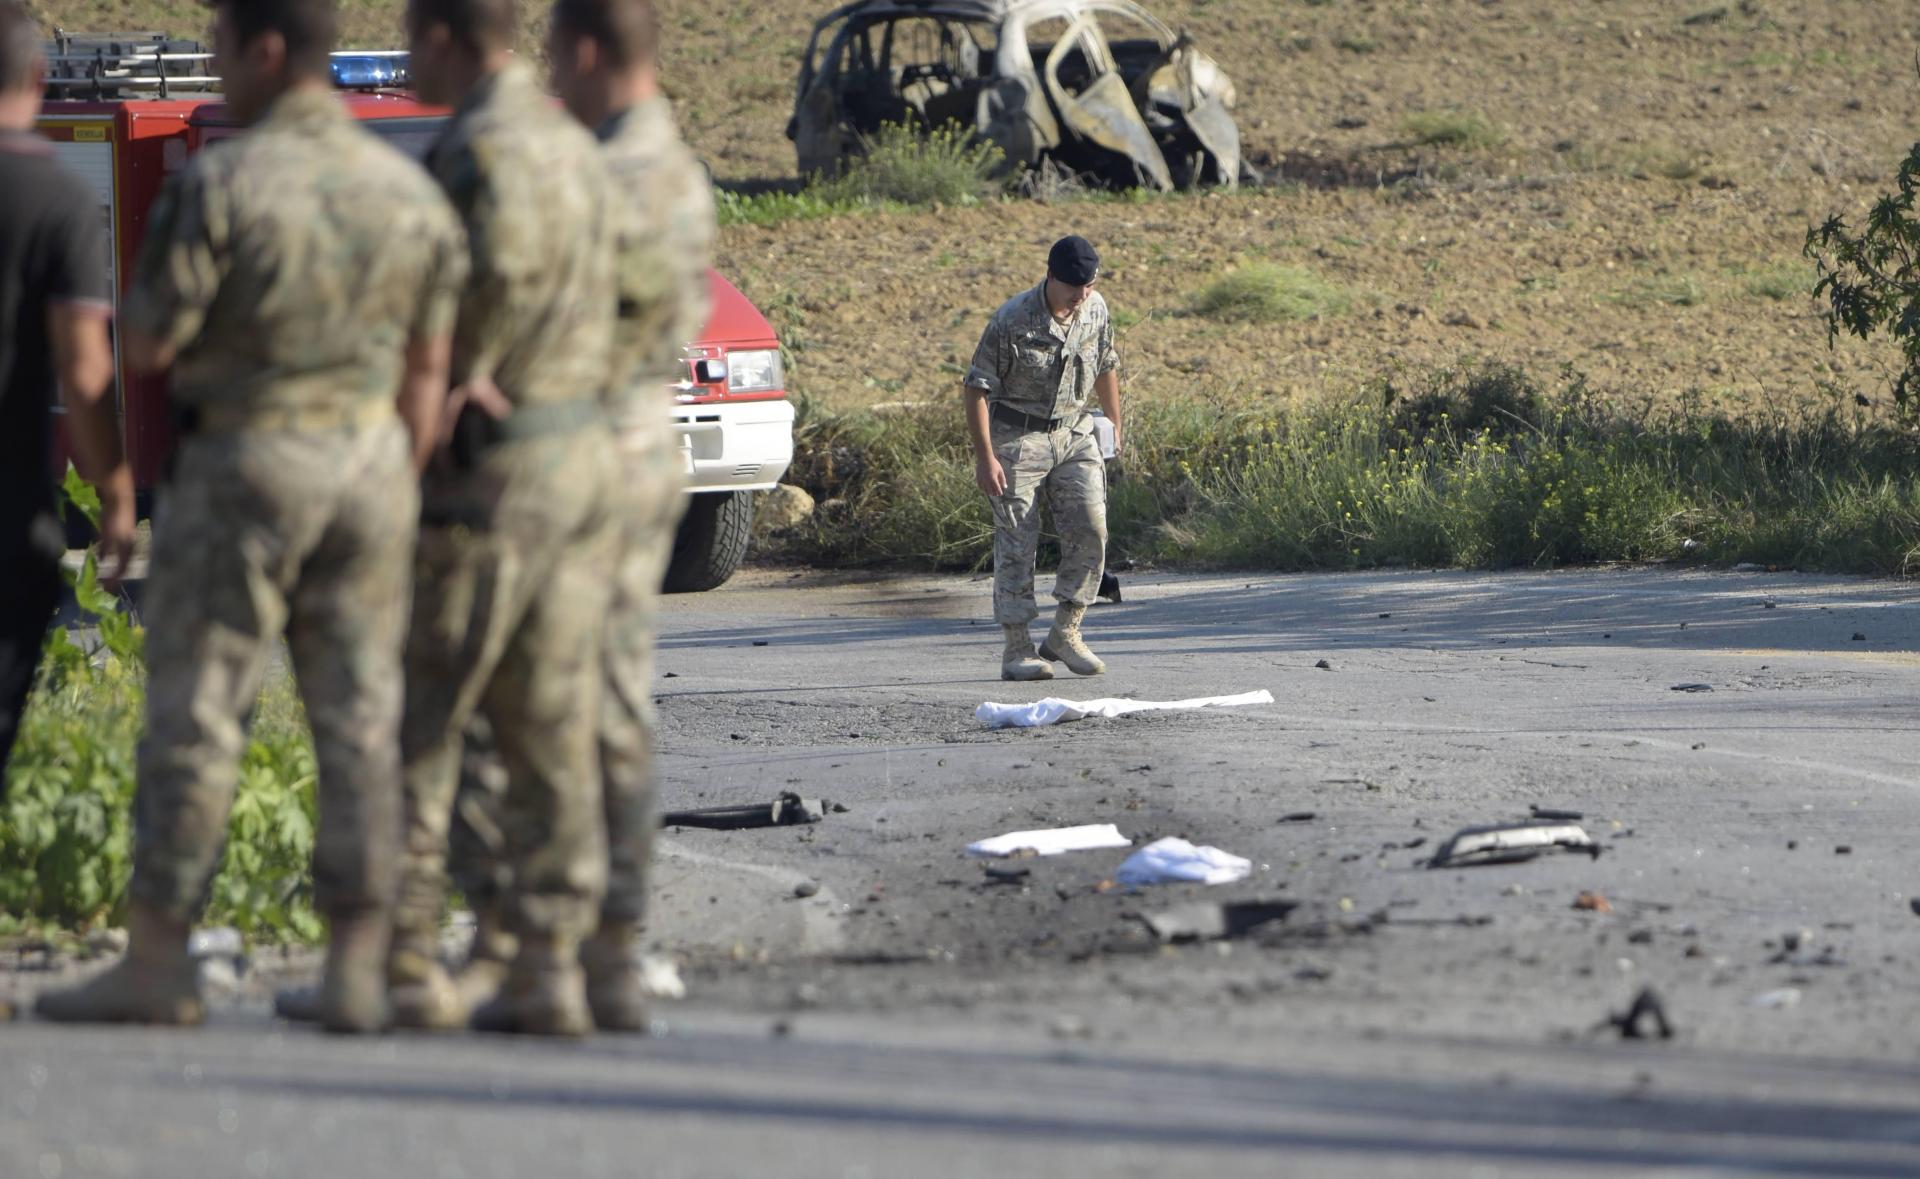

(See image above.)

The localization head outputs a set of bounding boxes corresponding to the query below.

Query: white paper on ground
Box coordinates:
[1114,837,1253,887]
[966,823,1134,859]
[974,689,1274,730]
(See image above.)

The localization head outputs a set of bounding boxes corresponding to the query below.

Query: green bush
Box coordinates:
[817,121,1006,207]
[1403,110,1507,150]
[771,361,1920,575]
[1,471,324,942]
[1808,143,1920,413]
[1193,263,1354,322]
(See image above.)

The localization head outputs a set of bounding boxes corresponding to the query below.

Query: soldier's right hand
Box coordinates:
[975,454,1008,498]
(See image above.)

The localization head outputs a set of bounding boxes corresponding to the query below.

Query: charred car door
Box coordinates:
[1038,15,1172,191]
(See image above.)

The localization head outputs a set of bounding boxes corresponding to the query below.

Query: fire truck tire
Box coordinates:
[664,490,755,593]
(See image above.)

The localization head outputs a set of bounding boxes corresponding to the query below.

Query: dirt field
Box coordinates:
[28,0,1916,413]
[690,0,1919,413]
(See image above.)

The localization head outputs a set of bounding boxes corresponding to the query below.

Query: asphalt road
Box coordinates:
[9,565,1920,1177]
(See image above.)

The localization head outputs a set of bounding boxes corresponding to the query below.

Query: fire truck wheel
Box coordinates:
[663,490,755,594]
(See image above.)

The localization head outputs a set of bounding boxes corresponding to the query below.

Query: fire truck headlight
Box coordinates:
[725,349,782,393]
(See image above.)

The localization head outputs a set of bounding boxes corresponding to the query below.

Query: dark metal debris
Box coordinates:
[1604,986,1674,1040]
[1670,683,1713,693]
[661,792,828,830]
[983,864,1031,885]
[1138,900,1299,943]
[1428,821,1599,869]
[1278,811,1317,823]
[1530,805,1585,821]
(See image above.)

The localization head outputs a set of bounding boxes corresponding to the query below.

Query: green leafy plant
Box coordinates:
[1807,143,1920,413]
[2,469,324,942]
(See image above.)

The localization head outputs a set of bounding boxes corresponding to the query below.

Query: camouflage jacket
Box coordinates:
[599,96,716,415]
[123,88,466,418]
[427,62,618,408]
[964,283,1118,425]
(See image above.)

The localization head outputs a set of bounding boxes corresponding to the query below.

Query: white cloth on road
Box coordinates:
[1115,837,1252,887]
[975,689,1274,730]
[966,823,1133,859]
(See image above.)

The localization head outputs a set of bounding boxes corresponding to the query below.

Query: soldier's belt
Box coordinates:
[990,402,1080,433]
[191,398,395,435]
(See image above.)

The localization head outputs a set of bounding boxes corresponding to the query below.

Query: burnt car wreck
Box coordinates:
[788,0,1246,191]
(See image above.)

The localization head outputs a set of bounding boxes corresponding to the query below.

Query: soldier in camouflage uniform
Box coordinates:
[387,0,623,1038]
[36,0,465,1033]
[444,0,716,1032]
[964,235,1122,681]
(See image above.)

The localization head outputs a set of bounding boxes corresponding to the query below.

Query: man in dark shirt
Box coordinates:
[0,1,132,791]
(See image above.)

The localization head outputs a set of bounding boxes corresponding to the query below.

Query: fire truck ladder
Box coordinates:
[42,31,411,99]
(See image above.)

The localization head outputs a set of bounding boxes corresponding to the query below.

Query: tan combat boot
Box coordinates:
[580,921,648,1033]
[453,906,517,1013]
[468,932,593,1038]
[1039,603,1106,676]
[36,902,203,1025]
[271,908,392,1032]
[1001,624,1054,682]
[386,926,467,1032]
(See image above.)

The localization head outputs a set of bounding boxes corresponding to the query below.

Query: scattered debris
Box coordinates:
[662,792,828,830]
[975,689,1274,730]
[1313,659,1332,670]
[1852,633,1867,642]
[967,823,1132,859]
[1909,898,1920,918]
[1670,683,1713,693]
[751,640,769,647]
[1749,987,1802,1010]
[1836,845,1853,855]
[1530,805,1585,821]
[1278,811,1317,823]
[1573,891,1613,913]
[793,880,821,899]
[1603,986,1675,1040]
[984,864,1032,885]
[1138,900,1299,943]
[1115,837,1252,887]
[639,955,687,1001]
[1428,821,1600,869]
[1097,571,1123,603]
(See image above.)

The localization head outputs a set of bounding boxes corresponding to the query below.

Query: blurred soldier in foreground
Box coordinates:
[446,0,715,1032]
[385,0,622,1037]
[0,0,130,786]
[37,0,463,1032]
[963,234,1121,681]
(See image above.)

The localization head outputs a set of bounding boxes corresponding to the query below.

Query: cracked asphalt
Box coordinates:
[8,565,1920,1177]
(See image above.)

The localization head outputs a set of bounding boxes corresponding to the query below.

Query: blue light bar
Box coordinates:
[330,53,408,89]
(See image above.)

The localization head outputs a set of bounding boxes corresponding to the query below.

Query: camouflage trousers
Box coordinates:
[393,428,620,964]
[449,420,687,930]
[131,419,416,920]
[989,417,1107,626]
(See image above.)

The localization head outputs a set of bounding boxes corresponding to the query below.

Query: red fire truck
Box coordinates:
[38,33,791,591]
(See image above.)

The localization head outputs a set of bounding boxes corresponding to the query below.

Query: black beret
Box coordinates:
[1047,235,1100,285]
